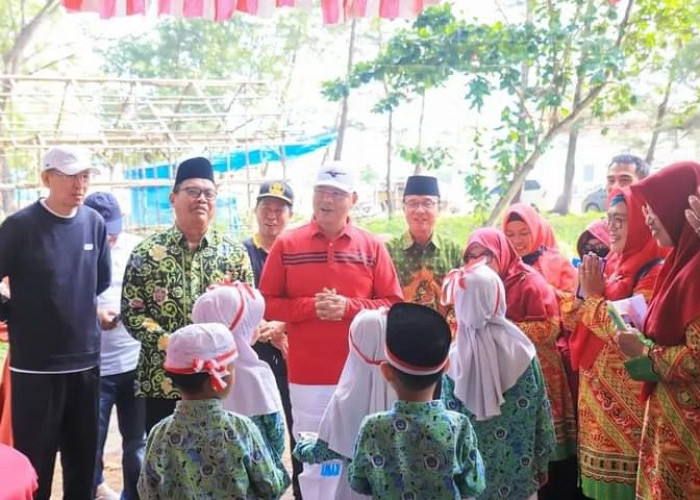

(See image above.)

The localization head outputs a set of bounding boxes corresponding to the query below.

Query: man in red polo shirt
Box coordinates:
[259,162,402,497]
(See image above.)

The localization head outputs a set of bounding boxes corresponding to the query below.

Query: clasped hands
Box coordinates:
[314,287,348,321]
[577,253,606,299]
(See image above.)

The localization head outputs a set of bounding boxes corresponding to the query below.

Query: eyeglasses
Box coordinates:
[606,215,627,230]
[404,200,438,210]
[314,187,348,200]
[180,187,217,201]
[582,243,609,254]
[52,171,92,183]
[464,251,493,262]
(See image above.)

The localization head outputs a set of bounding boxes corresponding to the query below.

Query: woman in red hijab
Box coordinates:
[570,188,664,499]
[576,220,612,264]
[464,228,577,499]
[615,162,700,499]
[502,203,577,293]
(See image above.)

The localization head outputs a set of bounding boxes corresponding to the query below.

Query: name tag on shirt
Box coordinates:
[84,243,94,251]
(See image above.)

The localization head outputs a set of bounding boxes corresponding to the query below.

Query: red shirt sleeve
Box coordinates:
[259,237,317,323]
[344,239,403,318]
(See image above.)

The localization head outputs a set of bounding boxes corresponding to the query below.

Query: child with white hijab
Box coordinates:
[441,262,556,500]
[192,282,290,490]
[293,308,397,500]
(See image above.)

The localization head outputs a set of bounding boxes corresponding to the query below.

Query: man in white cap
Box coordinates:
[0,146,111,499]
[259,161,403,497]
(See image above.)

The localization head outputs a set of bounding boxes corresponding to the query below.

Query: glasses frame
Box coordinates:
[403,199,439,210]
[179,186,218,201]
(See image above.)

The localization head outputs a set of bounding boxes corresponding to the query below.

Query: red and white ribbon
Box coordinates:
[165,347,238,391]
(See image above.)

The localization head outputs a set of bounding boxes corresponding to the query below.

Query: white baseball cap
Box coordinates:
[42,147,100,175]
[314,161,355,194]
[163,323,238,392]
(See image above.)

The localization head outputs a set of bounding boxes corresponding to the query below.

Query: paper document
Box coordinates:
[608,294,647,329]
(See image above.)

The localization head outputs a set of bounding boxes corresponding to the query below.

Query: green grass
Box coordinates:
[357,211,604,259]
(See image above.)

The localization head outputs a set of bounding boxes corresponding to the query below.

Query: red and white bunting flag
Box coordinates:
[61,0,146,18]
[321,0,440,24]
[61,0,437,23]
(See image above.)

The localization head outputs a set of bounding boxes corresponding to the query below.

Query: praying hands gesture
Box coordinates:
[315,287,348,321]
[578,253,606,299]
[685,186,700,239]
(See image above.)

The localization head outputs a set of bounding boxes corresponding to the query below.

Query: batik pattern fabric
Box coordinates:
[293,436,346,464]
[386,231,462,328]
[559,292,579,333]
[250,412,290,488]
[138,398,288,499]
[516,318,577,460]
[348,400,486,499]
[442,359,556,500]
[578,291,649,499]
[636,318,700,499]
[121,226,253,398]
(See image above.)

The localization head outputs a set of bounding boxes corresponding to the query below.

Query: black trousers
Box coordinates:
[539,456,580,500]
[144,397,178,434]
[254,342,302,499]
[11,367,100,500]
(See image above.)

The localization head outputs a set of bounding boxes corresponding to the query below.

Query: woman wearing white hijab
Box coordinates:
[294,308,397,500]
[441,262,555,500]
[192,282,290,489]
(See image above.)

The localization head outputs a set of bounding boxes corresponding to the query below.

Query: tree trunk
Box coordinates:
[510,0,534,205]
[646,65,675,165]
[0,0,60,213]
[553,121,581,215]
[414,92,426,175]
[386,110,393,218]
[333,19,357,161]
[485,81,609,226]
[485,0,634,225]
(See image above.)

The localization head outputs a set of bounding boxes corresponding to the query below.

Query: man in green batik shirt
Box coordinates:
[386,175,462,328]
[121,157,253,432]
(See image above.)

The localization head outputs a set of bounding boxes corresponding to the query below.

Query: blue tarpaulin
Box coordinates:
[126,132,336,228]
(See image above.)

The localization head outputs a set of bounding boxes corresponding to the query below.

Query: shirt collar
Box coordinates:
[310,217,354,240]
[393,399,446,415]
[402,230,439,251]
[252,233,265,250]
[174,398,224,419]
[169,225,212,250]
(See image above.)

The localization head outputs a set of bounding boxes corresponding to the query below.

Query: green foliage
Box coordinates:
[0,0,59,66]
[322,1,630,221]
[597,0,700,122]
[100,11,313,81]
[360,164,379,184]
[398,145,452,172]
[463,128,491,221]
[358,211,603,259]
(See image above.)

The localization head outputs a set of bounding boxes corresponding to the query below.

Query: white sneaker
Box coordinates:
[95,482,120,500]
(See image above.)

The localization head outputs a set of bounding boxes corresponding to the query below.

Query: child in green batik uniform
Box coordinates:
[137,323,288,500]
[349,303,486,499]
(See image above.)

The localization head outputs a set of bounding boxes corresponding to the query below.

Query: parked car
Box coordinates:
[582,186,606,212]
[488,179,547,212]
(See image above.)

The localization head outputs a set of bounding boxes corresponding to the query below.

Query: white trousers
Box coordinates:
[289,384,369,500]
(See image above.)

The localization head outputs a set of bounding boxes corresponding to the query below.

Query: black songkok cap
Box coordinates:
[385,303,451,375]
[174,157,215,186]
[404,175,440,198]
